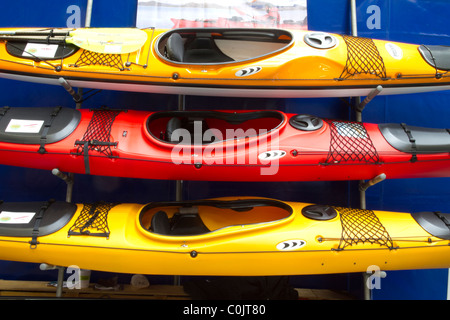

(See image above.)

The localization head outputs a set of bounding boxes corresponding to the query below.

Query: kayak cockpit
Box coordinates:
[146,110,284,145]
[156,28,293,64]
[139,199,293,236]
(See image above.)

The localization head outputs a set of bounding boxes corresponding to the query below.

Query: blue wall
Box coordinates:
[309,0,450,300]
[0,0,448,300]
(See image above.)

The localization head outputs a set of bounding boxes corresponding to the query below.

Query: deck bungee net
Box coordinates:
[338,35,387,81]
[68,202,117,238]
[323,119,380,165]
[73,50,126,71]
[73,108,121,174]
[332,207,394,251]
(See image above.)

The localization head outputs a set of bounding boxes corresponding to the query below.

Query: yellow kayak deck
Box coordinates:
[0,28,449,97]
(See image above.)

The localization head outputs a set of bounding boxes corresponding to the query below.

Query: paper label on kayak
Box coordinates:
[0,211,36,224]
[5,119,44,133]
[385,43,403,60]
[276,240,306,251]
[103,44,123,54]
[22,43,58,58]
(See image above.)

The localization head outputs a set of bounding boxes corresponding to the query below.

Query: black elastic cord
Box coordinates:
[0,106,10,122]
[74,140,118,175]
[400,123,417,162]
[434,211,450,230]
[29,200,54,249]
[38,106,62,154]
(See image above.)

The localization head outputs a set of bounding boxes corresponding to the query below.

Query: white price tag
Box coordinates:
[22,43,58,58]
[0,211,36,224]
[5,119,44,133]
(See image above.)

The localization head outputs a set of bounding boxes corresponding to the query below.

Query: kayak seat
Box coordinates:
[165,117,216,144]
[170,213,210,235]
[379,123,450,154]
[165,33,185,62]
[149,210,210,236]
[418,45,450,71]
[150,211,171,235]
[184,37,233,63]
[165,32,233,63]
[165,117,182,142]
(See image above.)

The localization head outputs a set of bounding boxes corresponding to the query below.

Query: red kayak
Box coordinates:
[0,106,449,181]
[170,17,306,29]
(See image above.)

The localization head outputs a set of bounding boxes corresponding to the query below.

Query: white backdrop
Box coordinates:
[136,0,307,29]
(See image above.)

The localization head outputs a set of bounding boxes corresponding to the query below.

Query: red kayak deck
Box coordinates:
[0,106,449,181]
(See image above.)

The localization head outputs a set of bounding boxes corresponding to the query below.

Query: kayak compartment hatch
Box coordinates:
[157,28,293,64]
[147,110,284,145]
[0,200,77,237]
[140,199,293,236]
[411,211,450,240]
[6,41,78,60]
[0,107,81,145]
[289,114,324,131]
[379,123,450,154]
[418,45,450,71]
[302,205,337,220]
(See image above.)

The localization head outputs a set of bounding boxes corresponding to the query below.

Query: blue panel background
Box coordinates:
[0,0,448,300]
[308,0,450,300]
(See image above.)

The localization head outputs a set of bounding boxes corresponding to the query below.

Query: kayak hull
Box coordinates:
[0,197,448,276]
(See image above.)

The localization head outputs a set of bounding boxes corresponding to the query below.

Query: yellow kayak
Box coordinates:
[0,197,449,276]
[0,27,449,97]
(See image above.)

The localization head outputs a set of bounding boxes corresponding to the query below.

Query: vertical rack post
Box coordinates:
[350,0,368,299]
[349,0,386,300]
[52,168,74,203]
[350,0,362,121]
[176,95,185,202]
[85,0,93,28]
[74,0,93,110]
[173,94,185,287]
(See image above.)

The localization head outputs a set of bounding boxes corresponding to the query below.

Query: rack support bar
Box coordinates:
[58,77,81,102]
